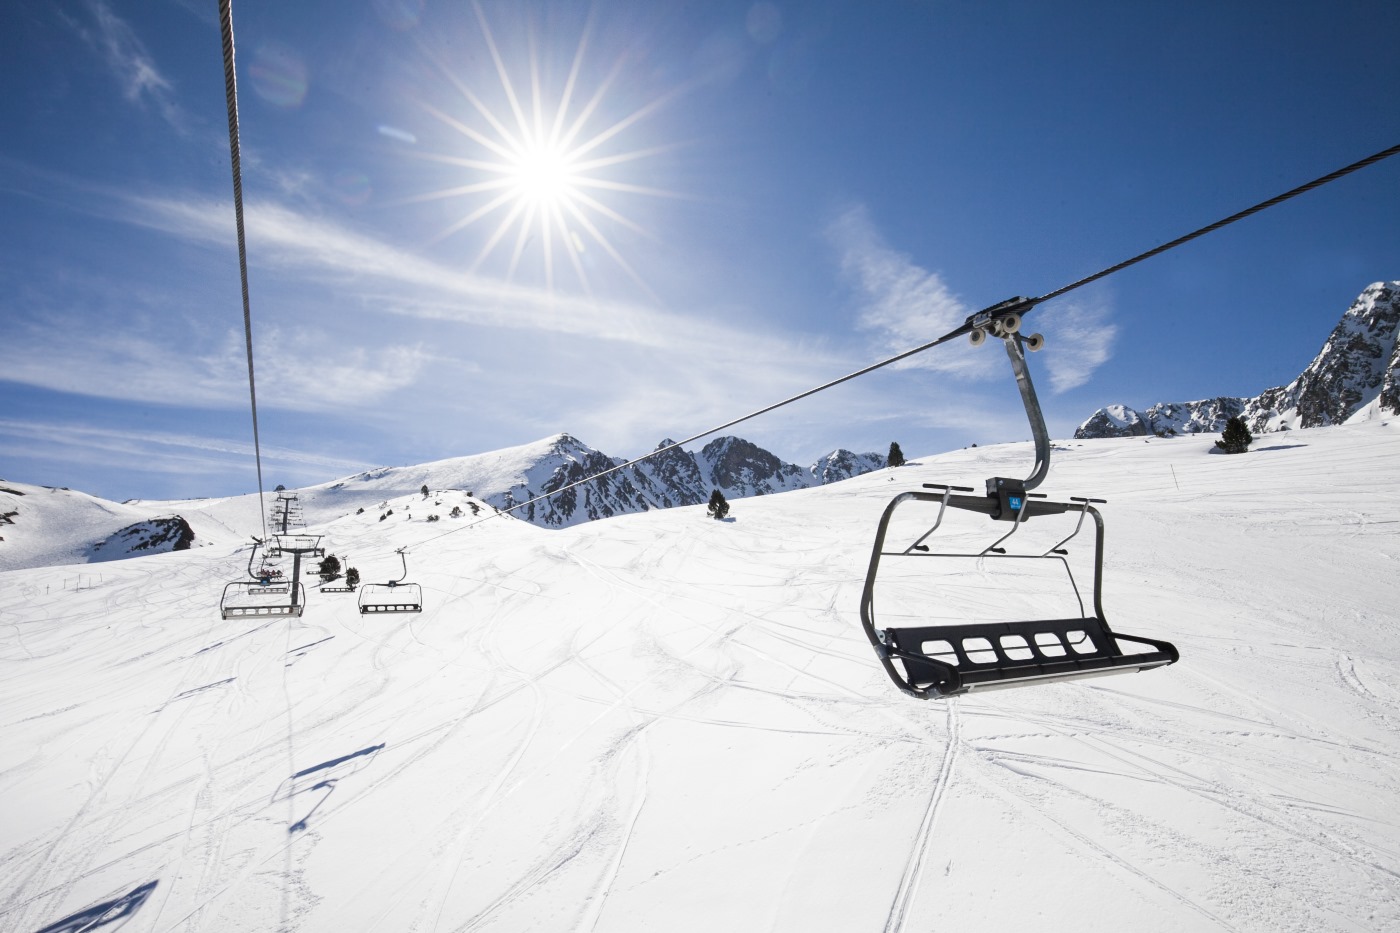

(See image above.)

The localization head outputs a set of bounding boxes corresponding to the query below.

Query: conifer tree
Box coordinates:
[1215,416,1253,454]
[345,567,360,589]
[888,442,906,468]
[707,488,730,520]
[317,554,342,582]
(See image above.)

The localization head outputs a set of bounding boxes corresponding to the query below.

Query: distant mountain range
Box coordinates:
[330,434,888,529]
[0,436,888,570]
[1076,281,1400,439]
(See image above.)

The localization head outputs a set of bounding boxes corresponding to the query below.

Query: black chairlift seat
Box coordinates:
[861,485,1177,698]
[357,550,423,614]
[220,581,305,620]
[357,582,422,614]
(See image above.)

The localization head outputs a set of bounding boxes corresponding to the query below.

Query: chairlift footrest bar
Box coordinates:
[222,605,305,620]
[881,617,1178,698]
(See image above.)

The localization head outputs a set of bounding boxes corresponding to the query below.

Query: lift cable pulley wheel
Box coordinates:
[859,321,1179,698]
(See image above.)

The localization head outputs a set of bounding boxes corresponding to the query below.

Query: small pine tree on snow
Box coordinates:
[1215,416,1253,454]
[450,505,463,518]
[707,489,730,520]
[421,484,430,498]
[317,554,342,582]
[345,567,360,589]
[888,442,906,468]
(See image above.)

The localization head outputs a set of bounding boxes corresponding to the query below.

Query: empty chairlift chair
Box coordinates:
[358,548,423,615]
[859,305,1178,699]
[220,579,306,619]
[860,482,1177,698]
[220,538,304,619]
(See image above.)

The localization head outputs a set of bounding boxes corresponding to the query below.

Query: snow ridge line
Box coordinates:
[883,700,959,933]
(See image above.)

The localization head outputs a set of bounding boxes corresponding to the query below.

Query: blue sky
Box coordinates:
[2,0,1397,501]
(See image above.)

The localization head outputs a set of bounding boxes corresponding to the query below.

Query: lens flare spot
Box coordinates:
[333,170,373,206]
[250,43,308,109]
[747,3,783,44]
[377,124,418,145]
[372,0,424,31]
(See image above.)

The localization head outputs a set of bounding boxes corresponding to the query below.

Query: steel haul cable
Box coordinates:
[218,0,269,545]
[407,141,1400,553]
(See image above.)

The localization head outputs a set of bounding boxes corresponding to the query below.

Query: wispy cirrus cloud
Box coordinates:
[0,309,427,414]
[66,1,188,133]
[827,203,1116,393]
[0,418,368,480]
[825,203,991,378]
[131,194,692,349]
[1034,293,1118,393]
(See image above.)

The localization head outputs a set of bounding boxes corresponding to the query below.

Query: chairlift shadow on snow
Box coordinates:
[272,743,385,833]
[1254,444,1309,453]
[30,880,158,933]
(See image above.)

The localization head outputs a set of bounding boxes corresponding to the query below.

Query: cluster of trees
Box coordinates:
[317,555,359,588]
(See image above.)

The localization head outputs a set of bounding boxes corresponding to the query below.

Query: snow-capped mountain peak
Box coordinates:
[1076,281,1400,439]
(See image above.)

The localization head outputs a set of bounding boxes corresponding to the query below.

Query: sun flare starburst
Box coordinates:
[409,4,681,296]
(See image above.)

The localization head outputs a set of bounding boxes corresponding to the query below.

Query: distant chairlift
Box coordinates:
[321,554,355,593]
[220,538,304,620]
[357,548,423,614]
[860,302,1178,699]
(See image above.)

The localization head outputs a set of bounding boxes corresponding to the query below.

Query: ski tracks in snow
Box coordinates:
[882,701,959,933]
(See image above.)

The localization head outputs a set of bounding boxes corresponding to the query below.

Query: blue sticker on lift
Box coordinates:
[1009,496,1023,510]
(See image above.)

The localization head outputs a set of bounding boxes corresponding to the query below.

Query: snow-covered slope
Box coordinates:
[1078,281,1400,438]
[3,421,1398,932]
[0,481,213,572]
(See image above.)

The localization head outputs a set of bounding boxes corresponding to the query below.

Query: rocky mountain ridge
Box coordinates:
[1077,282,1400,439]
[1,435,890,569]
[464,433,886,528]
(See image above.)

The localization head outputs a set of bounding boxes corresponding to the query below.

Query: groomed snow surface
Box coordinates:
[3,422,1399,932]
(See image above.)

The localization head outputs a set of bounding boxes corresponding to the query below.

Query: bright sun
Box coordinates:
[510,142,579,205]
[409,4,677,295]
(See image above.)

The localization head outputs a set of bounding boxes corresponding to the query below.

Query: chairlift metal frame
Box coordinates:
[860,310,1178,698]
[220,579,305,619]
[357,548,423,614]
[217,536,319,619]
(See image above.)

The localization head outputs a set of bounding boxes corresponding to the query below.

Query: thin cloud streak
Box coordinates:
[0,418,368,479]
[1,313,427,414]
[129,191,847,372]
[827,203,993,379]
[828,203,1116,392]
[1035,294,1118,394]
[69,1,188,133]
[131,194,687,348]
